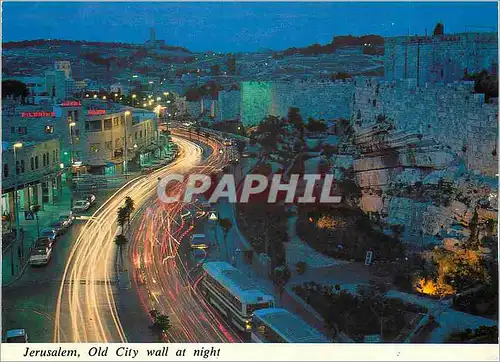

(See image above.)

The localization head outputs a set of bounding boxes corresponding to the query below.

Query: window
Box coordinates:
[20,160,25,173]
[3,164,8,178]
[18,127,27,134]
[10,126,15,133]
[105,141,113,150]
[42,154,46,167]
[30,157,35,171]
[204,275,243,312]
[89,143,100,153]
[120,116,125,125]
[52,150,56,163]
[140,130,143,138]
[104,119,112,130]
[135,131,138,140]
[16,161,20,174]
[113,118,119,127]
[254,320,285,343]
[35,155,39,169]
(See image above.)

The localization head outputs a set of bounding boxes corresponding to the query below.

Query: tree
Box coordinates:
[124,196,135,227]
[114,234,128,272]
[218,218,233,260]
[433,22,444,36]
[306,118,327,133]
[288,107,304,129]
[152,314,172,338]
[2,80,28,101]
[149,309,172,339]
[465,70,499,102]
[31,204,41,237]
[117,206,128,232]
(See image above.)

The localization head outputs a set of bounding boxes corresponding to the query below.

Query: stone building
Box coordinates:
[384,32,497,84]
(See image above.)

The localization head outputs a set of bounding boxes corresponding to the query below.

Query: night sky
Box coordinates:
[2,2,498,52]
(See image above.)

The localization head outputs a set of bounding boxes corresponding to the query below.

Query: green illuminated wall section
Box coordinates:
[240,81,274,126]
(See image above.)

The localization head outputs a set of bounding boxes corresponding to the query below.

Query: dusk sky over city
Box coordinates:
[3,2,498,52]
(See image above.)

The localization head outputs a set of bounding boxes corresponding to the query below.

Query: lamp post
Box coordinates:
[13,142,23,274]
[132,94,137,108]
[69,121,76,208]
[69,121,76,165]
[124,111,131,176]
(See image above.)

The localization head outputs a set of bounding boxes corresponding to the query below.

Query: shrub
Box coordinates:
[296,261,307,275]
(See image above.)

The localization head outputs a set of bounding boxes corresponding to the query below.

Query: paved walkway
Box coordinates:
[2,186,73,286]
[286,215,348,269]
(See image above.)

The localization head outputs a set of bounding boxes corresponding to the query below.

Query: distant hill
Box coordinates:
[280,35,384,57]
[3,39,192,53]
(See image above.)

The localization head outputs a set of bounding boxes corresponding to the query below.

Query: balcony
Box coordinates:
[2,163,61,192]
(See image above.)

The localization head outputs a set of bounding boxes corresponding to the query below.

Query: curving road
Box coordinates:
[53,132,240,342]
[129,131,241,342]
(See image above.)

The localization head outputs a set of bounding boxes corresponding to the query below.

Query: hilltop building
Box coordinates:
[145,28,166,49]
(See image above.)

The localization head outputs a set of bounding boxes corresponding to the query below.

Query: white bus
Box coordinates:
[200,261,275,332]
[251,308,329,343]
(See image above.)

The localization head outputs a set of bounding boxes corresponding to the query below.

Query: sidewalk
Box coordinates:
[2,186,73,286]
[286,215,348,269]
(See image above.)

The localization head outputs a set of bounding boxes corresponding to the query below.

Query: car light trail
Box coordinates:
[53,133,241,342]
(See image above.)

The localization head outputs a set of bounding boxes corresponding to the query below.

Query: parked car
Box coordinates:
[223,138,233,146]
[29,247,52,266]
[34,236,53,249]
[4,329,28,343]
[39,228,57,242]
[84,194,96,206]
[48,221,65,236]
[72,200,91,213]
[58,212,74,229]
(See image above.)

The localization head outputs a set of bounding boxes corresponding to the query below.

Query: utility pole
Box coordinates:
[124,111,131,177]
[13,142,23,273]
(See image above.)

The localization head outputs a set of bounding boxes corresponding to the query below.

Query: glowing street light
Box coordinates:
[102,96,107,100]
[156,97,161,101]
[132,94,137,107]
[93,94,97,99]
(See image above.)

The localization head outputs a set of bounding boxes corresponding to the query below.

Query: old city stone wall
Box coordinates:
[217,90,241,121]
[352,77,498,176]
[384,32,498,84]
[238,80,353,126]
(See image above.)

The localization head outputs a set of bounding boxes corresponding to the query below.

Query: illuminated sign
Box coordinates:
[87,109,106,116]
[61,101,81,107]
[21,111,55,118]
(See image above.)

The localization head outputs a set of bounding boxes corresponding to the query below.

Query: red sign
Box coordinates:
[61,101,81,107]
[87,109,106,116]
[21,111,55,118]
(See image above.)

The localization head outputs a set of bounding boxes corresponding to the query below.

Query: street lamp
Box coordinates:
[124,111,131,175]
[69,122,76,167]
[132,94,137,107]
[102,96,107,100]
[93,94,97,99]
[12,142,23,274]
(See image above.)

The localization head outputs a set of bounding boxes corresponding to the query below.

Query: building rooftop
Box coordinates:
[253,308,329,342]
